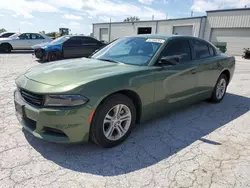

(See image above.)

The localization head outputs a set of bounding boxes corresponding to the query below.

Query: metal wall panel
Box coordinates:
[204,10,250,41]
[210,28,250,55]
[93,18,203,41]
[99,28,109,42]
[173,26,193,36]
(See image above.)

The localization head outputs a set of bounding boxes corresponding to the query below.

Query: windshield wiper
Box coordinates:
[98,58,120,64]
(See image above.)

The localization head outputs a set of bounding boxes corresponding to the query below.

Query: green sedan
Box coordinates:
[14,35,235,148]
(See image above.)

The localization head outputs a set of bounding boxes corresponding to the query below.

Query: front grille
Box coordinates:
[20,89,44,107]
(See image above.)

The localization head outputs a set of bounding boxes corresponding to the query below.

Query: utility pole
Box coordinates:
[152,15,154,20]
[191,11,193,17]
[108,18,111,42]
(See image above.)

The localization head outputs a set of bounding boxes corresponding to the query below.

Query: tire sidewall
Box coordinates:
[2,44,11,53]
[48,52,58,61]
[91,94,136,148]
[211,74,228,102]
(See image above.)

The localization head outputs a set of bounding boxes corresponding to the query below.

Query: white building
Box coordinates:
[93,8,250,55]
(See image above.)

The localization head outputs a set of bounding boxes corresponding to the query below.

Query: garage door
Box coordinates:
[173,26,193,36]
[99,28,109,42]
[210,28,250,55]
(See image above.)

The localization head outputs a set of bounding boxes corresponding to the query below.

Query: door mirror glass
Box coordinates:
[159,56,180,66]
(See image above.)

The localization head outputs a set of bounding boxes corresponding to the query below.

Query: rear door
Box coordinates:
[29,33,47,47]
[80,37,104,57]
[191,39,220,96]
[63,37,104,58]
[62,37,82,58]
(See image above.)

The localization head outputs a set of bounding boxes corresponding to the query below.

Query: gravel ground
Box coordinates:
[0,52,250,188]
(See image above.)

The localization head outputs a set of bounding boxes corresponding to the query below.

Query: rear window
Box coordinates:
[209,45,215,56]
[1,33,15,37]
[193,40,210,59]
[82,37,99,44]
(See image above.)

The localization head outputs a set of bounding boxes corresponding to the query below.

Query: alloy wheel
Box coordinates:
[216,78,226,99]
[103,104,132,141]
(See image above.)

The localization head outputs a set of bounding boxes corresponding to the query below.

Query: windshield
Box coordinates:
[9,33,21,39]
[91,37,164,66]
[50,36,70,44]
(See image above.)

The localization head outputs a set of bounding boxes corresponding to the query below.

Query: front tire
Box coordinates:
[90,94,136,148]
[210,74,228,103]
[48,52,59,62]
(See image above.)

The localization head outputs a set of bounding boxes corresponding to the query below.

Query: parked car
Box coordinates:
[0,32,16,38]
[14,35,235,148]
[0,33,52,53]
[32,35,105,62]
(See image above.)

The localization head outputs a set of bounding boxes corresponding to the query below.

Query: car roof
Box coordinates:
[127,34,213,44]
[63,35,92,38]
[128,34,204,40]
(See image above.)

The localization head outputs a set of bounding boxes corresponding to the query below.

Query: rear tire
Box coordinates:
[1,43,12,53]
[209,74,228,103]
[90,94,136,148]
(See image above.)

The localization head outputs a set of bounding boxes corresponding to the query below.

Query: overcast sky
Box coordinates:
[0,0,250,35]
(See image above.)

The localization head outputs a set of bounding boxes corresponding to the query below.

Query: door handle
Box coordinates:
[191,69,197,74]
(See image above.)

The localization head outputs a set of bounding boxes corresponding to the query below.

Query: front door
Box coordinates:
[29,33,47,47]
[63,37,82,58]
[12,33,32,49]
[153,39,199,113]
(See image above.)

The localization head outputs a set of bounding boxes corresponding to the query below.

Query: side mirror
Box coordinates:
[159,56,180,66]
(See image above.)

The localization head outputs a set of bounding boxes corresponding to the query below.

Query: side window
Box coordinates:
[19,33,31,40]
[31,34,44,40]
[208,45,215,56]
[82,37,99,45]
[162,39,192,63]
[64,37,82,46]
[2,33,14,37]
[193,40,210,59]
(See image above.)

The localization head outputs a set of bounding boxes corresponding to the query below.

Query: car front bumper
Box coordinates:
[14,90,93,143]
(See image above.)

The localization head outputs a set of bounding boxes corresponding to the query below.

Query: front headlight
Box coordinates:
[44,95,88,107]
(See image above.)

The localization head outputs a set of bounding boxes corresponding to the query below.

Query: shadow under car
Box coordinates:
[23,93,250,176]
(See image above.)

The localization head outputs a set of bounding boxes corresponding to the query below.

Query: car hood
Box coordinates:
[24,58,141,86]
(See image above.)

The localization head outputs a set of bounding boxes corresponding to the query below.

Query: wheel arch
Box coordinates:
[220,69,230,84]
[0,42,13,50]
[48,49,62,59]
[98,89,142,124]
